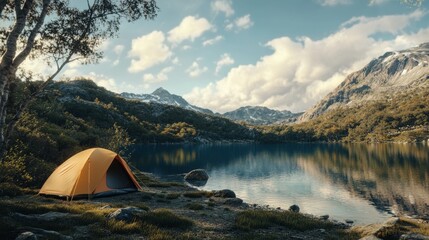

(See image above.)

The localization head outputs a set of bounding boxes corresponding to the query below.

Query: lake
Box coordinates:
[128,143,429,225]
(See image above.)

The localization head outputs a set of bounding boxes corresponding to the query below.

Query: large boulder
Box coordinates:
[213,189,236,198]
[289,204,300,213]
[107,207,147,222]
[184,169,209,181]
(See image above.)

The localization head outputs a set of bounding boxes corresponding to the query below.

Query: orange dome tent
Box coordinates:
[39,148,142,198]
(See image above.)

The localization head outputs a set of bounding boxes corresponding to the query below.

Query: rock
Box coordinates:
[186,179,208,187]
[400,233,429,240]
[320,215,329,220]
[359,236,382,240]
[184,169,209,181]
[107,207,146,222]
[345,219,354,224]
[289,204,300,213]
[16,232,37,240]
[223,198,243,206]
[17,227,72,240]
[213,189,236,198]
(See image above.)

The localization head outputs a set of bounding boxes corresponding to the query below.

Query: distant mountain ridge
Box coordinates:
[121,88,301,125]
[223,106,302,125]
[300,42,429,121]
[121,88,213,114]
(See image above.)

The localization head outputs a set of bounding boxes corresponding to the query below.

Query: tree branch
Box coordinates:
[12,0,51,69]
[0,0,33,69]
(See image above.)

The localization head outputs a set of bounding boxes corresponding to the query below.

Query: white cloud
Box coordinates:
[203,35,224,46]
[235,15,254,29]
[143,66,174,84]
[128,31,172,73]
[368,0,388,5]
[182,45,192,50]
[186,61,208,78]
[226,15,254,31]
[318,0,352,6]
[211,0,234,17]
[168,16,212,44]
[215,53,234,74]
[172,57,179,65]
[113,45,125,55]
[185,10,428,113]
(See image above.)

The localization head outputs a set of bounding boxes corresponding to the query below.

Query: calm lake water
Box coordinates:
[129,143,429,225]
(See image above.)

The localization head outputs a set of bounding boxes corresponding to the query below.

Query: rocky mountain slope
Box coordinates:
[122,89,301,125]
[223,106,302,125]
[121,88,213,114]
[300,42,429,121]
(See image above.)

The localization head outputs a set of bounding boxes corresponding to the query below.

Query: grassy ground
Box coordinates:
[1,175,428,240]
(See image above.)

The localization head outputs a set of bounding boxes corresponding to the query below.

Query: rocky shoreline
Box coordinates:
[1,170,428,240]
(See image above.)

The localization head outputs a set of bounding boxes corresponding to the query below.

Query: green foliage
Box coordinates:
[98,122,135,158]
[0,141,33,186]
[260,87,429,143]
[0,183,22,197]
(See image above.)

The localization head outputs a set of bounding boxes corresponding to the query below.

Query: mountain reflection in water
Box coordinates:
[129,143,429,224]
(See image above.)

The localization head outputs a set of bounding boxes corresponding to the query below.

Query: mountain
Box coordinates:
[121,88,213,114]
[223,106,302,125]
[300,42,429,121]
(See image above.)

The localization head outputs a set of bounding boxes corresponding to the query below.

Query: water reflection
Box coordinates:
[130,143,429,224]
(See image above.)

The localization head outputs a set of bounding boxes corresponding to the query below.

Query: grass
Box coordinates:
[186,203,205,211]
[142,209,193,229]
[105,219,142,234]
[183,191,213,198]
[134,172,185,188]
[235,210,335,231]
[166,193,181,200]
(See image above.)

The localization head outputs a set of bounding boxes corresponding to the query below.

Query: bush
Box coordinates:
[0,183,22,197]
[0,142,32,186]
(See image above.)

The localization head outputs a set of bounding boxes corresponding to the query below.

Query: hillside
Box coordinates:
[300,43,429,121]
[3,79,255,187]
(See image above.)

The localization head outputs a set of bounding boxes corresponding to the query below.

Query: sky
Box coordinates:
[24,0,429,113]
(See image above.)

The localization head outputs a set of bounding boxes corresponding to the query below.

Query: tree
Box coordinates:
[0,0,158,157]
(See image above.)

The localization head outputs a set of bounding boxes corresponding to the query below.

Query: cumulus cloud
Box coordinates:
[168,16,212,45]
[203,35,224,46]
[143,66,174,84]
[128,31,172,73]
[318,0,352,6]
[215,53,234,74]
[186,61,208,77]
[368,0,388,5]
[211,0,234,17]
[185,10,428,113]
[113,45,125,55]
[226,14,254,31]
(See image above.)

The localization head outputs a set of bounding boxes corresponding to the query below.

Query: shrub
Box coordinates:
[0,182,22,197]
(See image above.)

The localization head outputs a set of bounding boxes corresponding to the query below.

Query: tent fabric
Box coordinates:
[39,148,142,197]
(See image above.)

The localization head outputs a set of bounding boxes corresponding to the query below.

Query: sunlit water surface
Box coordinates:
[129,143,429,225]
